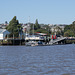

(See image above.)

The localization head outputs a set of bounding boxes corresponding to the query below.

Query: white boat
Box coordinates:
[25,41,38,46]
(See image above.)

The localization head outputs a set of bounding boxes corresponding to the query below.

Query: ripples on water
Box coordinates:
[0,44,75,75]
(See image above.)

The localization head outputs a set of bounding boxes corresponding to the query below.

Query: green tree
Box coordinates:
[64,21,75,37]
[34,28,48,34]
[34,19,40,30]
[30,23,34,35]
[6,16,22,37]
[64,30,74,37]
[64,25,71,32]
[43,25,51,35]
[71,22,75,34]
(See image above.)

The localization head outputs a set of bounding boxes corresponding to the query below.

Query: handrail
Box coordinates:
[49,37,67,44]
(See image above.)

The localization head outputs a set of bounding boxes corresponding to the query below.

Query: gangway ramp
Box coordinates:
[49,37,66,45]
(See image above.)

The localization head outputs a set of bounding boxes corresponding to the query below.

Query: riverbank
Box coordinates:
[0,40,75,46]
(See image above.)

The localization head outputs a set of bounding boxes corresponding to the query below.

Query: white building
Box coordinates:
[0,29,10,40]
[22,23,30,33]
[49,25,65,32]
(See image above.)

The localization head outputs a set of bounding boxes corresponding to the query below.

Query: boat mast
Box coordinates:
[28,16,30,35]
[33,23,34,36]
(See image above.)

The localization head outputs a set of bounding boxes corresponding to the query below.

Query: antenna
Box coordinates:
[28,16,30,23]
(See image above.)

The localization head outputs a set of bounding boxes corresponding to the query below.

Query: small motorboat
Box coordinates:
[25,41,38,46]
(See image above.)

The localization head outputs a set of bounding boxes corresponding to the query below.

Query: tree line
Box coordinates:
[6,16,51,38]
[64,21,75,37]
[6,16,75,37]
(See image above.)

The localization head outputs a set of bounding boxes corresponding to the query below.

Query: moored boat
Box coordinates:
[25,41,38,46]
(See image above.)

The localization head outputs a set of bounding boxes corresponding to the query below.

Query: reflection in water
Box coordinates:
[0,44,75,75]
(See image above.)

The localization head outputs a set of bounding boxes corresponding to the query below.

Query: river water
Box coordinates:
[0,44,75,75]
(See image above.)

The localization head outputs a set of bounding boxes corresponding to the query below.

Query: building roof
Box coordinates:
[35,32,47,36]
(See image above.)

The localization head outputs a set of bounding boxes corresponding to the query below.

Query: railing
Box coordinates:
[4,37,24,40]
[49,37,67,45]
[25,36,44,40]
